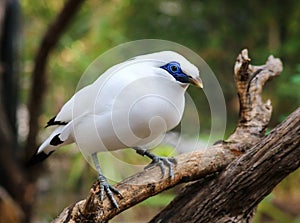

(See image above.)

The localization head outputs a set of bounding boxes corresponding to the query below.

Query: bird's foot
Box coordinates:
[133,147,177,179]
[97,174,122,208]
[145,153,177,179]
[145,155,177,179]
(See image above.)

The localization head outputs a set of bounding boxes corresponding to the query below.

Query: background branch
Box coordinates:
[25,0,84,160]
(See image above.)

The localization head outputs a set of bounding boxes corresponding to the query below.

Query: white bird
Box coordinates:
[29,51,203,208]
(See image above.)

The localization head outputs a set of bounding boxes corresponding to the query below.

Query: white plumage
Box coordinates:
[31,51,203,207]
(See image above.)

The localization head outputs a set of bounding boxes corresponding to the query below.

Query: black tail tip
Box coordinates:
[26,151,54,167]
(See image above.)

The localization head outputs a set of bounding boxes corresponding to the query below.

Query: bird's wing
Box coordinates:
[47,60,131,127]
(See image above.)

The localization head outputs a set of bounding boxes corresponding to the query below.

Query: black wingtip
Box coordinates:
[50,134,64,146]
[26,151,54,167]
[45,116,68,128]
[45,116,57,128]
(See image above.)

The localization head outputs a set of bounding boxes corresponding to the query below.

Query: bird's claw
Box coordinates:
[98,175,122,208]
[133,147,177,179]
[145,156,177,179]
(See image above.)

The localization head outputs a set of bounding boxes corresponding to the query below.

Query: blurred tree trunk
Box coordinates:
[0,0,84,222]
[0,1,26,223]
[0,0,19,142]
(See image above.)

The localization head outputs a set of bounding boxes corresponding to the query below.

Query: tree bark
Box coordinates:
[150,107,300,223]
[51,50,300,223]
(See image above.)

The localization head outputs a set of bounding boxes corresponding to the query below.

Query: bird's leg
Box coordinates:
[133,147,177,179]
[91,153,121,208]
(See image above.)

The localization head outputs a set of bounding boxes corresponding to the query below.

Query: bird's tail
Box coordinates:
[27,126,68,166]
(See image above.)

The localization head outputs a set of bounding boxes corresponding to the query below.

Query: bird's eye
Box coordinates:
[160,62,190,84]
[160,62,183,76]
[170,65,179,73]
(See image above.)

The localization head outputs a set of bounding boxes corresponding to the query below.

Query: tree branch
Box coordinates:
[228,50,281,147]
[50,50,293,223]
[53,145,237,223]
[150,107,300,223]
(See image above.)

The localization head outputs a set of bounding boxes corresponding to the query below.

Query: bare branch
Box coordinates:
[52,145,237,223]
[228,49,283,146]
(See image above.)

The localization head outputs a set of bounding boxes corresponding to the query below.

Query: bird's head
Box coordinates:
[134,51,203,89]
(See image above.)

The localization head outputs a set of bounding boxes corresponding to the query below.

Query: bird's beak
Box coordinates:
[189,76,203,88]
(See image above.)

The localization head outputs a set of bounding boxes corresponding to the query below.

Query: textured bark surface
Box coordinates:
[150,107,300,223]
[50,50,300,223]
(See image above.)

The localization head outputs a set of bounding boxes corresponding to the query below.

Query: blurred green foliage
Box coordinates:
[21,0,300,130]
[20,0,300,222]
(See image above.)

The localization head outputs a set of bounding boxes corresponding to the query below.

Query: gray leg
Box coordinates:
[92,153,121,208]
[133,147,177,179]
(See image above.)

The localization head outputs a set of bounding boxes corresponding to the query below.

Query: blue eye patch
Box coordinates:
[160,62,191,84]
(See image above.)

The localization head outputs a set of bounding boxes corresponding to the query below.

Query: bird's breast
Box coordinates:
[110,85,185,145]
[130,94,184,132]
